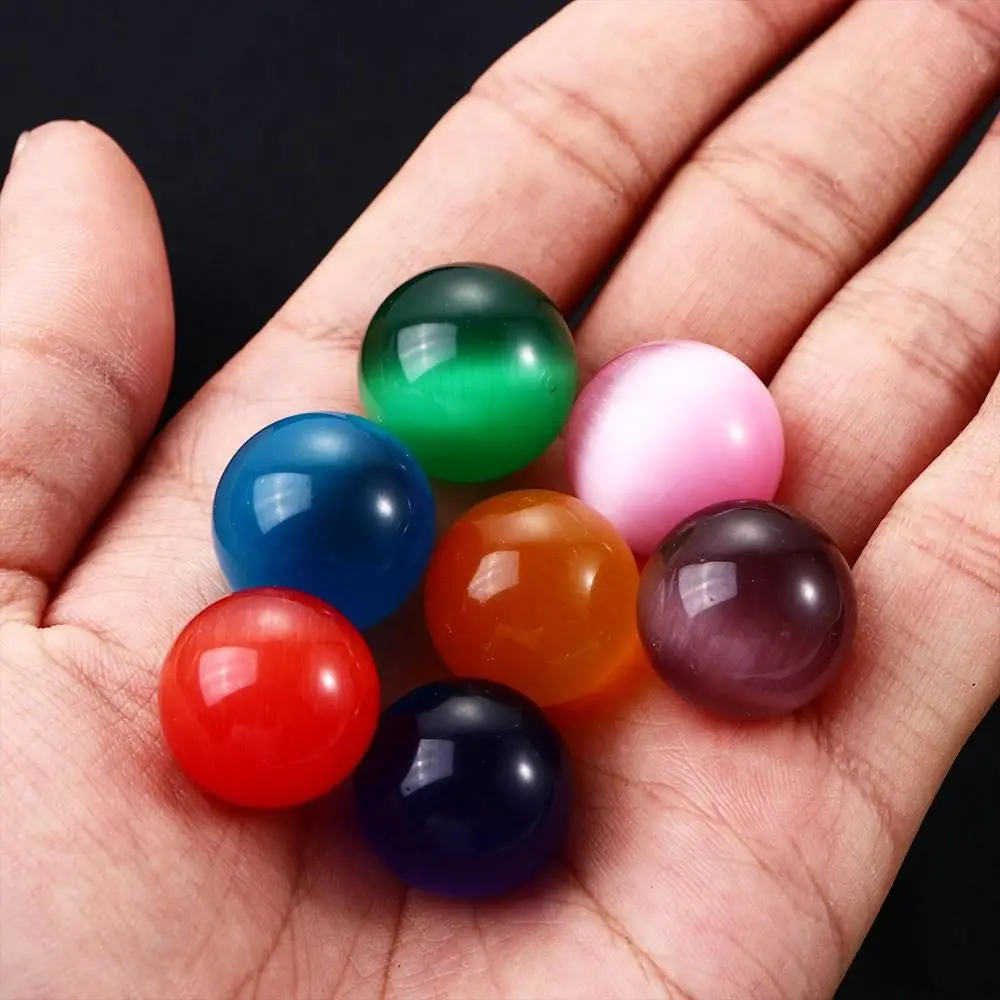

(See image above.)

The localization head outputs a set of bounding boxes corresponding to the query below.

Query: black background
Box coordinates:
[1,2,997,998]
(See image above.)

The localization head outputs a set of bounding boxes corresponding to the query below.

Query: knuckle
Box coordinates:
[688,135,867,275]
[833,268,999,414]
[903,497,1000,601]
[469,64,657,207]
[809,709,918,862]
[3,334,144,453]
[0,458,84,586]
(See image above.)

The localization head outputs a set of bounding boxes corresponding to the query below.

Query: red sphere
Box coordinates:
[158,588,380,808]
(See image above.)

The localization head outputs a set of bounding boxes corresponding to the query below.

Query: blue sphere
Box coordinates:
[354,680,573,899]
[213,412,436,629]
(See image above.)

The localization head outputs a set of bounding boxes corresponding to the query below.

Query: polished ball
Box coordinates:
[424,489,641,707]
[353,679,572,899]
[565,341,785,554]
[213,412,435,629]
[637,501,856,718]
[159,589,380,808]
[358,264,578,482]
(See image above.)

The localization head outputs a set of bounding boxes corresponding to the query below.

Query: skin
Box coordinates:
[1,1,998,997]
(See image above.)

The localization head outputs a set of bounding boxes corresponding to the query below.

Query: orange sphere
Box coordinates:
[424,490,641,707]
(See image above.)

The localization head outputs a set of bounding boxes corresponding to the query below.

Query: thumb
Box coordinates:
[0,121,174,625]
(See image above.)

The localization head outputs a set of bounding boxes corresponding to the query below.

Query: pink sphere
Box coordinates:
[565,341,784,554]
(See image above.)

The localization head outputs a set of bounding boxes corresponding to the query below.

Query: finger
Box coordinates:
[275,0,847,340]
[49,0,846,655]
[772,117,1000,558]
[576,0,1000,378]
[812,372,1000,857]
[0,122,174,626]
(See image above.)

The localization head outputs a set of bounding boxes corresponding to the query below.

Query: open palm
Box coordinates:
[2,3,998,998]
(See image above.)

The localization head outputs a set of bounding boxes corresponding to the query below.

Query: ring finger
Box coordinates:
[576,0,1000,378]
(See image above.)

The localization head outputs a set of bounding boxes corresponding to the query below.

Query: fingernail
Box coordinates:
[9,131,30,169]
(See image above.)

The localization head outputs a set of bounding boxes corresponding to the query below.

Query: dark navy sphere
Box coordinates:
[212,412,436,630]
[354,680,573,899]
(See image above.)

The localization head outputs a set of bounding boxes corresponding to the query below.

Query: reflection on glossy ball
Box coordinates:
[424,489,641,707]
[358,264,578,482]
[159,589,380,808]
[213,412,436,629]
[353,679,572,899]
[566,341,785,554]
[637,501,856,718]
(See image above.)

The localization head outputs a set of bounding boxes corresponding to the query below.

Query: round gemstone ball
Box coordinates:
[354,679,573,899]
[565,341,785,555]
[358,264,578,482]
[637,501,856,718]
[212,412,435,630]
[159,588,380,809]
[424,489,641,708]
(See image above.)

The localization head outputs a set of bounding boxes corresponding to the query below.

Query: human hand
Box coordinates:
[2,2,998,997]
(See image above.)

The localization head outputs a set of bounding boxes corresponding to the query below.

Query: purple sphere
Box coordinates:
[637,501,856,718]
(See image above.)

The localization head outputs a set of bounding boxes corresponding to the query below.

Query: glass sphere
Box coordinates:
[353,679,572,899]
[213,412,435,629]
[358,264,577,482]
[159,589,380,808]
[637,501,856,718]
[566,341,784,554]
[424,489,641,707]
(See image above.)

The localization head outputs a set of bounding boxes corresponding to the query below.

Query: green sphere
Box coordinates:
[358,264,578,483]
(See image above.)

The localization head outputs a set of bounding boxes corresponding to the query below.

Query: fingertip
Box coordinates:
[1,117,175,420]
[4,120,165,244]
[8,130,31,170]
[9,119,126,164]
